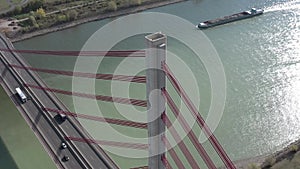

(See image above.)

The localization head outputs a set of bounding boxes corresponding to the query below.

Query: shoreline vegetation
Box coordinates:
[1,0,300,168]
[0,0,186,42]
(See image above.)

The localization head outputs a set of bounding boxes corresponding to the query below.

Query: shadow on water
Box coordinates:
[0,137,19,169]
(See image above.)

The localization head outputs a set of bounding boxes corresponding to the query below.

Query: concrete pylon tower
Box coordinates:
[145,32,167,169]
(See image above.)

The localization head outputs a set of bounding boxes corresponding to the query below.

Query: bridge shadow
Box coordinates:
[1,65,9,79]
[10,93,21,106]
[34,109,42,126]
[0,137,19,169]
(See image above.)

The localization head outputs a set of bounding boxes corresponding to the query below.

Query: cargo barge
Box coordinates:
[197,8,264,29]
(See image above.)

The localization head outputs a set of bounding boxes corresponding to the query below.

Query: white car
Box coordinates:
[61,142,67,149]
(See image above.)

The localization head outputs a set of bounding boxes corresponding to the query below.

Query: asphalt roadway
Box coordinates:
[0,34,119,169]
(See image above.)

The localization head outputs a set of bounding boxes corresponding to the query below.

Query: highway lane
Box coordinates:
[0,54,81,169]
[0,34,119,169]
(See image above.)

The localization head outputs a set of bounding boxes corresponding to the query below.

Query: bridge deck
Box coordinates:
[0,34,119,169]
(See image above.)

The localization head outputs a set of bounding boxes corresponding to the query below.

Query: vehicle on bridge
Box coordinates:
[15,87,27,103]
[59,113,67,121]
[62,155,70,162]
[61,142,67,149]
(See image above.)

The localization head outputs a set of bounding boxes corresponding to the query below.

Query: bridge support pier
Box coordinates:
[145,32,167,169]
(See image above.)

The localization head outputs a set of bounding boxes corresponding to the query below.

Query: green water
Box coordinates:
[1,0,300,168]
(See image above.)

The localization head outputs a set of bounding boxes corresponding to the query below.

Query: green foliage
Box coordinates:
[51,0,77,6]
[35,8,46,19]
[10,0,162,34]
[29,16,36,25]
[17,18,32,27]
[118,0,142,7]
[137,0,142,5]
[21,26,31,33]
[29,16,39,28]
[56,14,67,23]
[264,156,276,167]
[20,15,39,33]
[107,1,117,11]
[12,6,22,15]
[65,10,78,21]
[5,5,22,16]
[119,0,130,7]
[248,163,260,169]
[22,0,45,13]
[289,144,299,152]
[3,0,45,17]
[130,0,142,6]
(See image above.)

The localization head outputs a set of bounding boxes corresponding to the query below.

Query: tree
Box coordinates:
[56,14,67,23]
[29,16,39,28]
[66,10,78,21]
[29,16,36,25]
[137,0,142,5]
[107,1,117,11]
[130,0,142,6]
[22,0,45,13]
[35,8,46,19]
[13,6,22,15]
[248,163,260,169]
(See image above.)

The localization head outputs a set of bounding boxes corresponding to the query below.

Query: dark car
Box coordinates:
[62,156,70,162]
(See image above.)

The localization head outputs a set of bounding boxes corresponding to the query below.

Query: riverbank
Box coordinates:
[260,139,300,169]
[7,0,185,42]
[225,138,300,169]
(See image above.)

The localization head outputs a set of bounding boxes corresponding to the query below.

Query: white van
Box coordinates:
[16,87,27,103]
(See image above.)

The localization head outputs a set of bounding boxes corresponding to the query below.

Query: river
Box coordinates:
[1,0,299,168]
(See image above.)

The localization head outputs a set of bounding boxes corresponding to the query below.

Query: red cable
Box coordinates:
[163,63,236,169]
[25,83,147,107]
[0,48,145,57]
[163,115,200,169]
[165,159,173,169]
[162,89,216,169]
[163,134,185,168]
[10,64,146,83]
[43,107,147,129]
[66,136,148,150]
[130,166,148,169]
[160,151,174,169]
